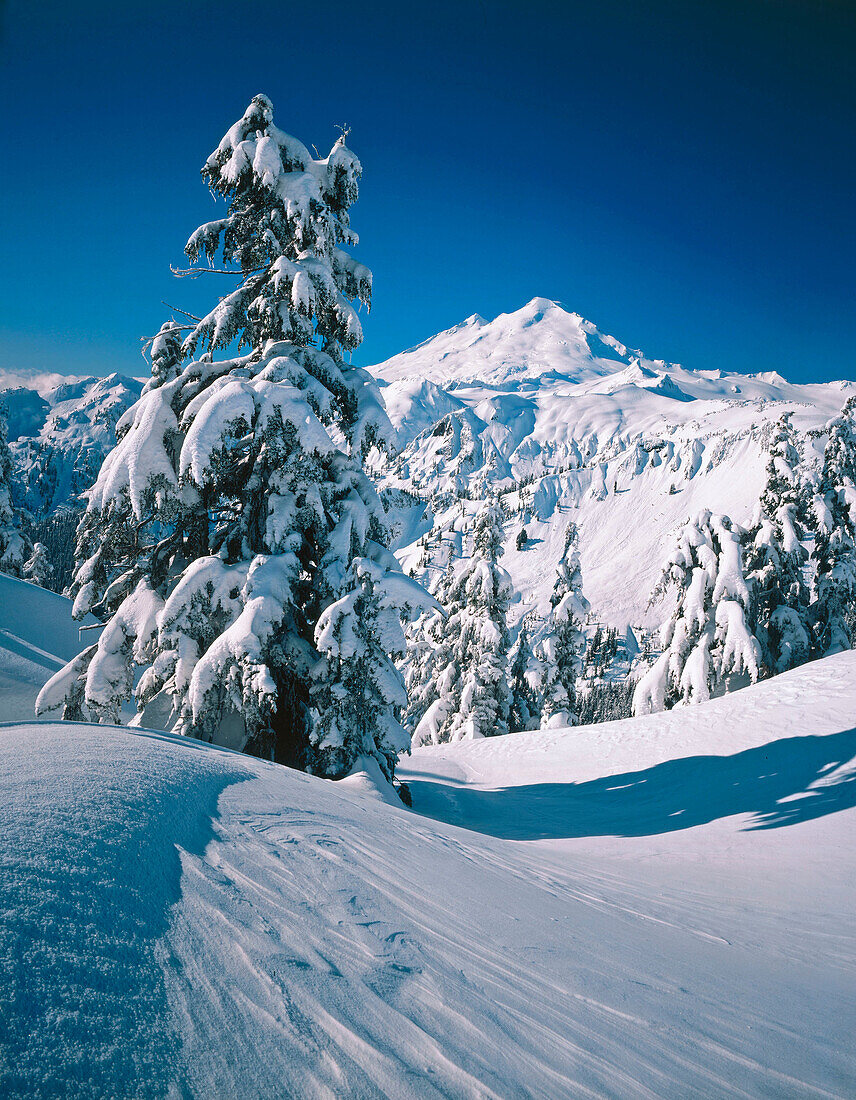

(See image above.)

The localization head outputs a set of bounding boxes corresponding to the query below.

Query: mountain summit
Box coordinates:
[371,298,653,387]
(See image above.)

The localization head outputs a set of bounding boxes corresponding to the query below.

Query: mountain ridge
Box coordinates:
[1,372,143,516]
[2,302,852,632]
[371,297,655,389]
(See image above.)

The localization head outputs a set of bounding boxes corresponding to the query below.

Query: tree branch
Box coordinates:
[170,264,264,279]
[160,302,203,323]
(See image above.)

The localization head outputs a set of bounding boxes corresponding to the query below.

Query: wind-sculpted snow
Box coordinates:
[0,723,249,1099]
[1,653,855,1096]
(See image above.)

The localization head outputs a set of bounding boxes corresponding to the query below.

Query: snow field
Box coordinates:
[1,650,854,1096]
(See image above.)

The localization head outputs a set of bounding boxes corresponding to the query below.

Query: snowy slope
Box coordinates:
[1,652,855,1098]
[0,573,97,721]
[2,373,143,515]
[370,300,853,628]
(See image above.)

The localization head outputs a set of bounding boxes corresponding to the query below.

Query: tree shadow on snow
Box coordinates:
[407,730,856,840]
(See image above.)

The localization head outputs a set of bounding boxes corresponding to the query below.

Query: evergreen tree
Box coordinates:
[37,95,428,784]
[28,509,78,593]
[535,523,589,727]
[744,413,813,673]
[401,579,447,739]
[411,499,512,745]
[311,556,431,778]
[577,680,634,725]
[23,542,53,589]
[0,410,31,577]
[811,397,856,653]
[508,617,539,732]
[634,510,762,714]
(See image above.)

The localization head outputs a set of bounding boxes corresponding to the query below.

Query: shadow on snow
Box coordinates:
[407,730,856,840]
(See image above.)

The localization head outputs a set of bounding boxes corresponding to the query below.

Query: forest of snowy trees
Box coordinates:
[634,408,856,715]
[0,96,853,778]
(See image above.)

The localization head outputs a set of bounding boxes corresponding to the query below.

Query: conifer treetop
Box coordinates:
[634,510,762,715]
[181,94,372,363]
[821,397,856,491]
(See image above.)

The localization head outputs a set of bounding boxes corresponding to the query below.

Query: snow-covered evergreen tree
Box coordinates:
[411,499,512,745]
[37,94,428,783]
[811,397,856,654]
[633,510,762,715]
[23,542,53,589]
[401,577,448,738]
[508,616,539,732]
[311,554,432,779]
[0,409,31,576]
[744,413,813,673]
[28,509,78,593]
[534,523,589,728]
[576,680,634,725]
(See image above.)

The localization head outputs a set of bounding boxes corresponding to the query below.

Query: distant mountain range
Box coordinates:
[1,374,142,517]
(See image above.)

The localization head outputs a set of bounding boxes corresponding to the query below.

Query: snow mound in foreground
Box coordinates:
[2,655,856,1097]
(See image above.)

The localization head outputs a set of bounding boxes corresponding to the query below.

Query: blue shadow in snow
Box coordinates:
[408,730,856,840]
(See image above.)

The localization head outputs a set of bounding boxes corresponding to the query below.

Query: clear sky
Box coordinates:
[1,0,854,384]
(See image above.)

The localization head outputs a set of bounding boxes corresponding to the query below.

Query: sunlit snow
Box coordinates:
[1,574,854,1097]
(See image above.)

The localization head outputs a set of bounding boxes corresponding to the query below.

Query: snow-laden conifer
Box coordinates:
[401,577,447,740]
[37,95,429,782]
[534,524,589,728]
[0,410,31,576]
[811,397,856,654]
[744,413,814,672]
[634,510,762,714]
[508,616,539,733]
[23,542,53,589]
[411,499,512,745]
[311,553,431,778]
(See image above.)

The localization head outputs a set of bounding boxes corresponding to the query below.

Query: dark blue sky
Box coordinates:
[2,0,854,383]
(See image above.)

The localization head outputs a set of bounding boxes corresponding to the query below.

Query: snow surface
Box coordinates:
[1,570,855,1099]
[0,573,98,721]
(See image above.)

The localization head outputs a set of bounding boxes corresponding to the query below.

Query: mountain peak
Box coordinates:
[519,296,567,315]
[371,299,644,387]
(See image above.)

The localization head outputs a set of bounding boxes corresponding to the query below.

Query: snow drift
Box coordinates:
[1,650,855,1097]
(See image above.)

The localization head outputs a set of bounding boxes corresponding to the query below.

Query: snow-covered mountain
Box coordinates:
[371,299,853,628]
[374,297,642,390]
[1,373,143,516]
